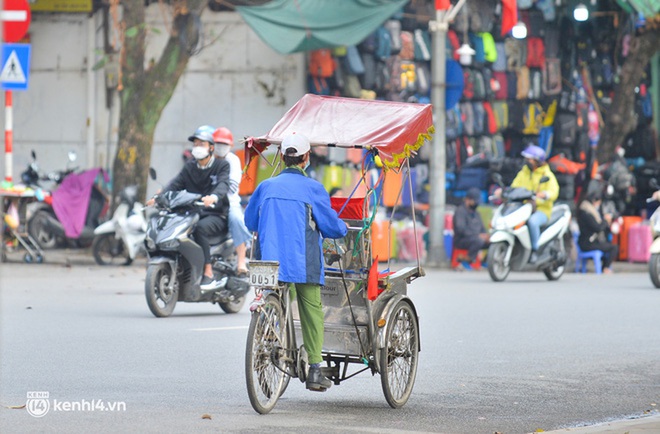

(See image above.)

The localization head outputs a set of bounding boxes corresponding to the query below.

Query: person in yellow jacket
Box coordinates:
[496,145,559,263]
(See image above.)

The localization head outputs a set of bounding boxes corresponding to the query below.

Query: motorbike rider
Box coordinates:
[147,125,231,290]
[495,144,559,263]
[244,132,348,392]
[212,127,251,278]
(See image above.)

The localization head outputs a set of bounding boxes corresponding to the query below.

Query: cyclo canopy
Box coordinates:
[244,94,434,170]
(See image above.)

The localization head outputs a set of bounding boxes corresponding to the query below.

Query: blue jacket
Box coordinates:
[244,167,347,285]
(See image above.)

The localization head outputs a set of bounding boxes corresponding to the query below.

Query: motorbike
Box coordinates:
[487,175,572,282]
[646,179,660,288]
[27,155,109,249]
[143,172,250,317]
[92,185,147,266]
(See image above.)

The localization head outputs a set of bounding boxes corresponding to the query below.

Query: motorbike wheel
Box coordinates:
[219,296,246,314]
[93,233,133,266]
[28,210,60,250]
[145,263,178,317]
[543,238,566,281]
[487,242,511,282]
[649,254,660,288]
[245,293,289,414]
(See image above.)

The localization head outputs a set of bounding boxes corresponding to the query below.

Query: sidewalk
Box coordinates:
[542,412,660,433]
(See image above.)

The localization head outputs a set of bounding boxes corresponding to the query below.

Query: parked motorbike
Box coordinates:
[27,155,109,249]
[20,149,78,190]
[144,171,249,317]
[92,185,147,266]
[487,175,571,282]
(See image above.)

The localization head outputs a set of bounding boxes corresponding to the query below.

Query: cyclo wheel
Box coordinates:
[380,300,420,409]
[245,293,290,414]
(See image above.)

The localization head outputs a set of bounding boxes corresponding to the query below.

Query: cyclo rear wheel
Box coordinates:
[380,300,420,409]
[245,293,290,414]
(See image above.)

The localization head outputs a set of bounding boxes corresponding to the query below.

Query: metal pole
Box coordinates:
[427,10,448,267]
[4,90,13,185]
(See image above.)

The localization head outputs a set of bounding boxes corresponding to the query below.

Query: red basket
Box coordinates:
[330,196,366,220]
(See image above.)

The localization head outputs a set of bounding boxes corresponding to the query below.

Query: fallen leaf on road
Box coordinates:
[201,414,212,420]
[5,404,26,409]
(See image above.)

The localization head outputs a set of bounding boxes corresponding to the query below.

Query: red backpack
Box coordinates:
[526,37,546,68]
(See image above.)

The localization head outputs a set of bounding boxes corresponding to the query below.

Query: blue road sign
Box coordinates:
[1,43,31,91]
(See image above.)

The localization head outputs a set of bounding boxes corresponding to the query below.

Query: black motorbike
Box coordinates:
[144,188,250,317]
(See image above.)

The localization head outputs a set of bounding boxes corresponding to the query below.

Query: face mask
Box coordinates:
[304,160,310,171]
[216,144,231,158]
[191,146,209,160]
[525,160,535,171]
[469,202,479,210]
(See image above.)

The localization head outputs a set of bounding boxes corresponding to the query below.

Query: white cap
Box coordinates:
[281,132,310,157]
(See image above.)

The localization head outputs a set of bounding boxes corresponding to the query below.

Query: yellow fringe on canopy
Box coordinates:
[382,125,435,170]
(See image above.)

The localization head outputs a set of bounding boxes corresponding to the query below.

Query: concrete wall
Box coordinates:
[1,7,305,196]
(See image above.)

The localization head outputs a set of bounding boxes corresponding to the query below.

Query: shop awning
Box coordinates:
[246,94,434,169]
[236,0,408,54]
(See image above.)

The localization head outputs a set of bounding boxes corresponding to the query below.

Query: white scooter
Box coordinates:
[646,182,660,288]
[92,185,147,265]
[487,175,572,282]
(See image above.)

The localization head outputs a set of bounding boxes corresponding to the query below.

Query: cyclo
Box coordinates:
[242,94,434,414]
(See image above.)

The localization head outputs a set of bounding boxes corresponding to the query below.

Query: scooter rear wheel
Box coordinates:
[93,233,132,266]
[145,263,178,317]
[28,210,61,250]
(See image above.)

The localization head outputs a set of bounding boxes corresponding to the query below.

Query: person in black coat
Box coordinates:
[577,190,618,273]
[147,125,231,290]
[453,187,490,269]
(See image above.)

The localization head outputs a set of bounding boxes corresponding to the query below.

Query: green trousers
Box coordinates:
[289,283,324,365]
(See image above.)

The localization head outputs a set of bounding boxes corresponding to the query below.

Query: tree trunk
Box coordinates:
[112,0,206,203]
[597,28,660,164]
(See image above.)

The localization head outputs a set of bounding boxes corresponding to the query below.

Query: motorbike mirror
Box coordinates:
[31,150,36,160]
[540,176,550,183]
[68,150,77,162]
[149,167,157,181]
[492,173,504,186]
[650,178,659,190]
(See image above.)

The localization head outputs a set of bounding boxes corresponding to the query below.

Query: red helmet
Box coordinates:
[213,127,234,147]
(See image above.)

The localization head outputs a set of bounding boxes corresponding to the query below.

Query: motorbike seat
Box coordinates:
[208,234,230,246]
[539,204,570,232]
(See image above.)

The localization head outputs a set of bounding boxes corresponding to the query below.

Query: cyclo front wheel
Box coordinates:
[380,300,420,409]
[245,293,290,414]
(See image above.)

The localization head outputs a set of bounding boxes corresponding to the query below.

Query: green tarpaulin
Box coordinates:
[236,0,408,54]
[616,0,660,18]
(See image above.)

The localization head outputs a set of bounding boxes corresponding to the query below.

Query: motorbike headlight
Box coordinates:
[158,239,180,250]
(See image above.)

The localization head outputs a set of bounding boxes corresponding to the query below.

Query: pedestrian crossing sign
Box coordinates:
[1,43,30,91]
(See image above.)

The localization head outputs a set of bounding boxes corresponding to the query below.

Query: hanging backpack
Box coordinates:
[414,29,432,62]
[309,49,335,78]
[343,46,365,75]
[526,37,546,69]
[553,113,578,147]
[482,101,498,134]
[493,71,508,100]
[460,102,475,136]
[446,105,463,140]
[400,31,415,61]
[505,38,526,71]
[492,101,509,132]
[480,32,497,63]
[542,58,562,96]
[492,42,507,71]
[416,63,430,96]
[523,102,545,135]
[463,68,475,100]
[385,20,402,55]
[469,32,486,65]
[530,69,543,99]
[375,26,392,61]
[516,66,531,100]
[472,102,486,135]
